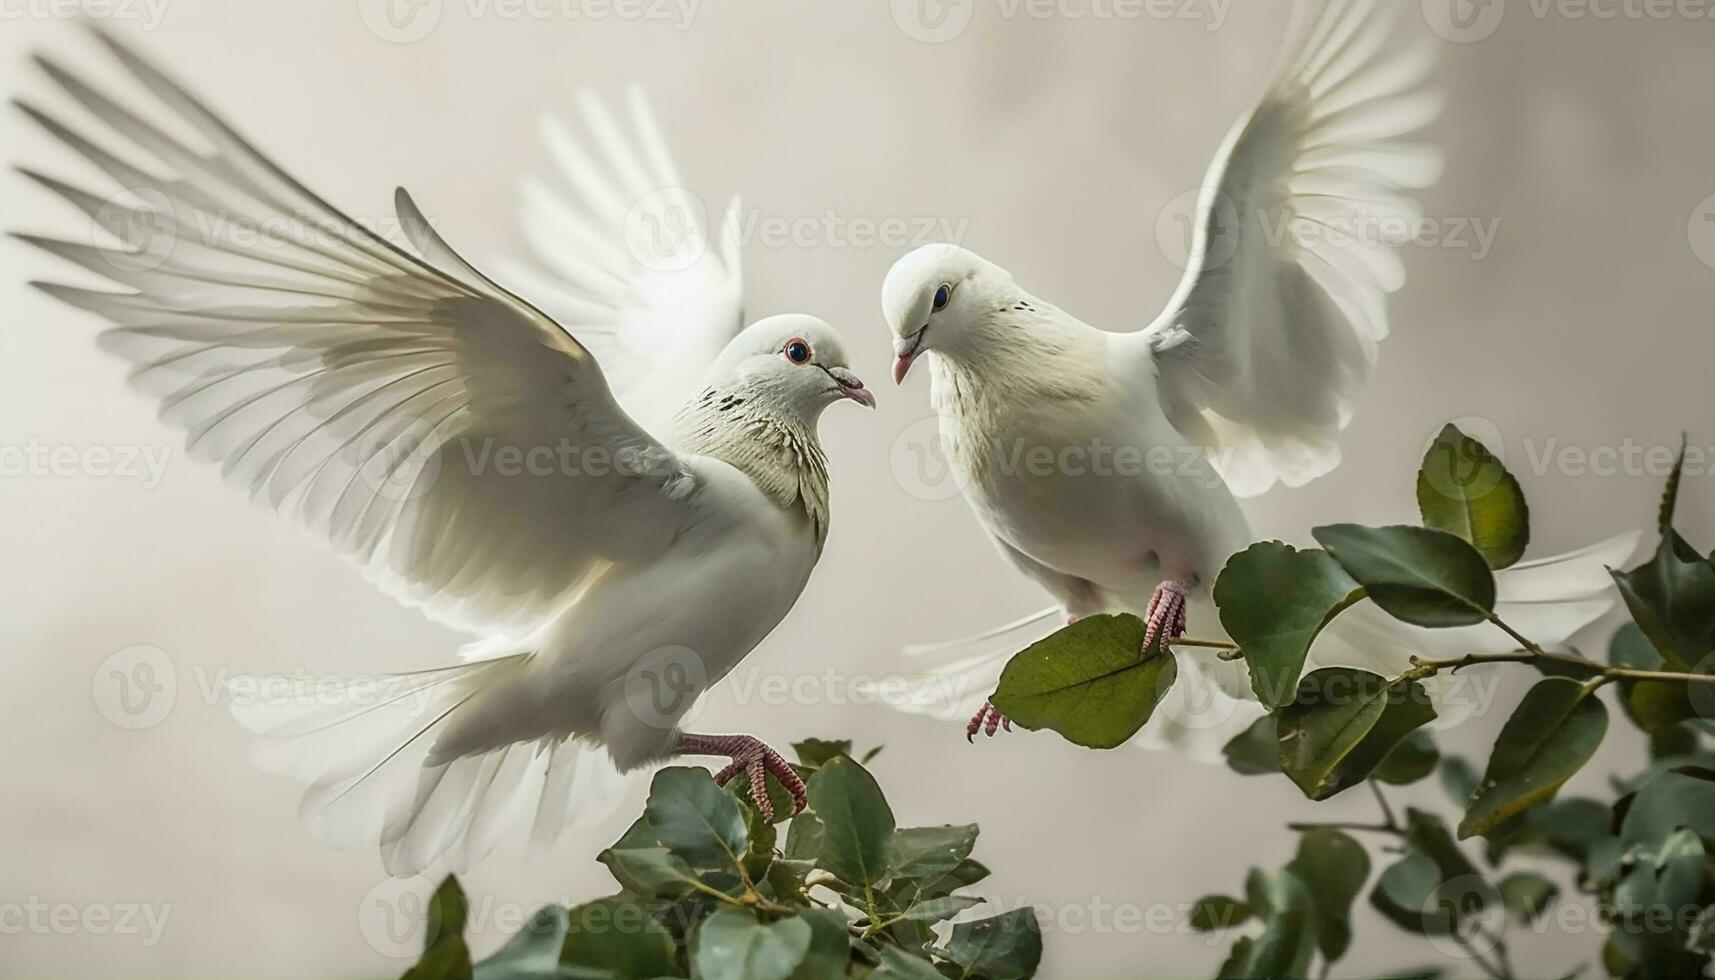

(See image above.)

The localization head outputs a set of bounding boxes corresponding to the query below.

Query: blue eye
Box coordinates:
[933,283,952,312]
[784,339,812,364]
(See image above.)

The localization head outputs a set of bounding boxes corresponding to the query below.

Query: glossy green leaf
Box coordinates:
[784,907,850,980]
[1278,668,1438,800]
[1222,714,1281,776]
[791,739,853,770]
[869,947,946,980]
[472,906,565,980]
[990,614,1177,749]
[1619,770,1715,854]
[691,908,811,980]
[1498,873,1558,925]
[1314,525,1497,628]
[887,824,979,880]
[1187,894,1251,932]
[1612,460,1715,669]
[1416,424,1529,569]
[1234,868,1318,979]
[1214,542,1364,706]
[598,846,698,900]
[1460,678,1609,838]
[1288,828,1371,963]
[560,897,678,979]
[644,767,748,872]
[403,876,473,980]
[805,757,895,889]
[1374,730,1441,786]
[943,907,1043,980]
[898,895,984,925]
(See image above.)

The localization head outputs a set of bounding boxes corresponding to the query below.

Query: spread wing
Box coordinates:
[14,29,702,637]
[494,88,744,431]
[1135,0,1443,496]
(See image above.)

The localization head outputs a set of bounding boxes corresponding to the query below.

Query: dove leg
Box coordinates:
[1143,579,1191,653]
[966,612,1078,743]
[675,733,807,822]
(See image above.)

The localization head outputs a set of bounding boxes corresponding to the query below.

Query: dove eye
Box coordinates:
[784,339,813,365]
[932,283,953,312]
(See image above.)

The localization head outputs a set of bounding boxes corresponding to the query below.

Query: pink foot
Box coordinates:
[966,701,1012,742]
[1143,580,1190,653]
[676,733,807,822]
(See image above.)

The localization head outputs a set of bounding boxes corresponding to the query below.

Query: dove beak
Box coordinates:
[893,326,928,385]
[828,367,876,409]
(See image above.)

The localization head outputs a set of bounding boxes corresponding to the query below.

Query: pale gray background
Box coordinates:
[3,1,1714,977]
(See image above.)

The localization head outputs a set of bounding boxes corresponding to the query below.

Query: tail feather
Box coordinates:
[229,652,625,876]
[882,532,1640,758]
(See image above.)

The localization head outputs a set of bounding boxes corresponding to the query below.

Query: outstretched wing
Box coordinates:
[1135,0,1443,496]
[495,88,744,430]
[15,29,700,637]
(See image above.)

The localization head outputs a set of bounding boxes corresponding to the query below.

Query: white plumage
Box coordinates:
[16,28,874,874]
[879,0,1632,756]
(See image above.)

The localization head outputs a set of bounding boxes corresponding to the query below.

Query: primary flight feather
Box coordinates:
[15,28,874,875]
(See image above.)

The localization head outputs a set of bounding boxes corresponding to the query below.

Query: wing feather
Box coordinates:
[1138,0,1443,496]
[15,27,698,637]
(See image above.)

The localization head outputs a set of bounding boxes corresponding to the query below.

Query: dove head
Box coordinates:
[704,314,875,421]
[882,244,1016,385]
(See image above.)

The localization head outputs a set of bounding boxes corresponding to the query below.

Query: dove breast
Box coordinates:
[931,330,1251,618]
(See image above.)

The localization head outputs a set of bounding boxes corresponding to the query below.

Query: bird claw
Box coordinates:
[1143,580,1190,654]
[966,701,1012,742]
[680,733,807,823]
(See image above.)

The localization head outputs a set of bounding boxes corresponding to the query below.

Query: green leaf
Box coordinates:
[598,846,699,900]
[888,824,979,880]
[1214,542,1363,706]
[1405,809,1481,885]
[791,739,853,770]
[1371,850,1458,936]
[1416,424,1530,569]
[1287,828,1371,964]
[1374,730,1441,786]
[898,895,984,924]
[912,858,990,901]
[1498,873,1558,925]
[559,897,678,979]
[785,907,850,980]
[1235,868,1318,979]
[644,767,749,872]
[403,876,473,980]
[1278,668,1438,800]
[990,614,1178,749]
[1187,895,1251,932]
[783,812,823,863]
[943,908,1043,980]
[690,908,811,980]
[473,906,566,980]
[1439,755,1479,804]
[1619,770,1715,854]
[806,757,896,889]
[870,947,946,980]
[1612,536,1715,673]
[1459,678,1609,838]
[1222,714,1281,776]
[1313,525,1497,628]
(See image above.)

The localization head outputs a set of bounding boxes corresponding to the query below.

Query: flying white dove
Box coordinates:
[15,29,875,875]
[880,0,1634,754]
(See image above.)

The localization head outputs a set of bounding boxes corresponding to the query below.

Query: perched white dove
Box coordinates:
[15,29,875,875]
[880,0,1634,754]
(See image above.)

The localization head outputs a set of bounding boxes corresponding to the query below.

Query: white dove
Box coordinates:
[15,29,875,875]
[880,0,1633,752]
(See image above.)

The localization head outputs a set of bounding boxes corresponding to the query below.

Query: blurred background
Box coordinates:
[3,0,1714,976]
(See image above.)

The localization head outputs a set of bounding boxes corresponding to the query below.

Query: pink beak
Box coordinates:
[893,327,928,385]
